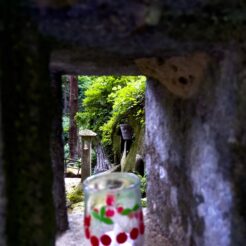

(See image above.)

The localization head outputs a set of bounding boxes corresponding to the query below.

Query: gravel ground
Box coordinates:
[56,212,85,246]
[64,178,81,193]
[56,178,85,246]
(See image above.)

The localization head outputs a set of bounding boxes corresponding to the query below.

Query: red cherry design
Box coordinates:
[139,223,145,234]
[91,236,99,246]
[100,234,112,245]
[84,215,91,227]
[130,228,139,240]
[139,211,143,222]
[117,206,124,213]
[106,194,115,206]
[116,232,127,244]
[84,227,90,239]
[134,212,139,219]
[105,209,115,217]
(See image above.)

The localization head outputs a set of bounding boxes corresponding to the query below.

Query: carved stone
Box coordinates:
[136,53,210,98]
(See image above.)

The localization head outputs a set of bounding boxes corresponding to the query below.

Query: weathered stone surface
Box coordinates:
[1,2,56,244]
[0,90,6,246]
[124,127,145,172]
[136,52,210,98]
[1,0,246,245]
[145,49,246,245]
[79,129,97,137]
[40,0,246,74]
[51,73,69,234]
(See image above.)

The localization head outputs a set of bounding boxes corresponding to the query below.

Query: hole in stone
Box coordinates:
[157,57,164,66]
[178,76,188,85]
[61,75,148,238]
[188,75,194,83]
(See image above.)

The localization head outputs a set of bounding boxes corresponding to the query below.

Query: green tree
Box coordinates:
[76,76,129,133]
[76,76,146,147]
[101,76,146,146]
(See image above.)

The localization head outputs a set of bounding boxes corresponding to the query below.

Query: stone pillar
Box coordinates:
[0,84,6,246]
[144,49,246,245]
[81,137,92,183]
[50,73,68,234]
[79,129,97,183]
[1,2,55,244]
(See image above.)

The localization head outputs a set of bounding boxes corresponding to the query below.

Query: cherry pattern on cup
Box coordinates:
[84,194,144,245]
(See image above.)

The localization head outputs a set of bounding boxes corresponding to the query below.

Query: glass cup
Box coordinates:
[83,172,144,246]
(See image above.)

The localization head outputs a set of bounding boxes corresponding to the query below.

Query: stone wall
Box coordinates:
[145,49,246,245]
[1,3,56,244]
[0,88,6,246]
[1,1,246,245]
[50,73,69,234]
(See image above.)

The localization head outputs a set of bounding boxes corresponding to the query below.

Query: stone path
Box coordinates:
[64,178,80,193]
[56,212,85,246]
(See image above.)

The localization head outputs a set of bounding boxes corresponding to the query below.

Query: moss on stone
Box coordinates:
[67,184,83,204]
[123,125,145,172]
[141,198,147,208]
[159,5,246,42]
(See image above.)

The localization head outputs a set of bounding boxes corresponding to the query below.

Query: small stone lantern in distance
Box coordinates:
[79,129,97,183]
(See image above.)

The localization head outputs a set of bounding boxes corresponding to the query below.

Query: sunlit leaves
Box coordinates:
[75,75,146,147]
[101,76,146,145]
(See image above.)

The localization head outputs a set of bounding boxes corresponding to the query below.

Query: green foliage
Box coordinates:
[101,76,146,146]
[67,185,83,204]
[137,174,147,198]
[62,116,70,133]
[76,75,146,149]
[141,198,147,208]
[76,76,129,132]
[91,148,97,168]
[77,76,94,111]
[62,116,70,158]
[64,143,69,159]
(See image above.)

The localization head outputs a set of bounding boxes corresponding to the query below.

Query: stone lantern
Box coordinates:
[79,129,97,183]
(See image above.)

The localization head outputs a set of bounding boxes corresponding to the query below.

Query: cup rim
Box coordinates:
[83,172,140,194]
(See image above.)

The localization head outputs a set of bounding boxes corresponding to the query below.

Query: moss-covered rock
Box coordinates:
[123,123,145,172]
[67,184,83,204]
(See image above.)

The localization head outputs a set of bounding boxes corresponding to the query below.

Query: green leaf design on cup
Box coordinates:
[132,204,140,211]
[91,206,113,225]
[101,217,114,225]
[91,211,101,221]
[120,203,140,216]
[100,206,106,217]
[121,208,132,215]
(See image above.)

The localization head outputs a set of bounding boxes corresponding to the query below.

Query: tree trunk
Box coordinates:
[68,75,78,159]
[50,73,69,234]
[94,141,111,174]
[81,139,91,183]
